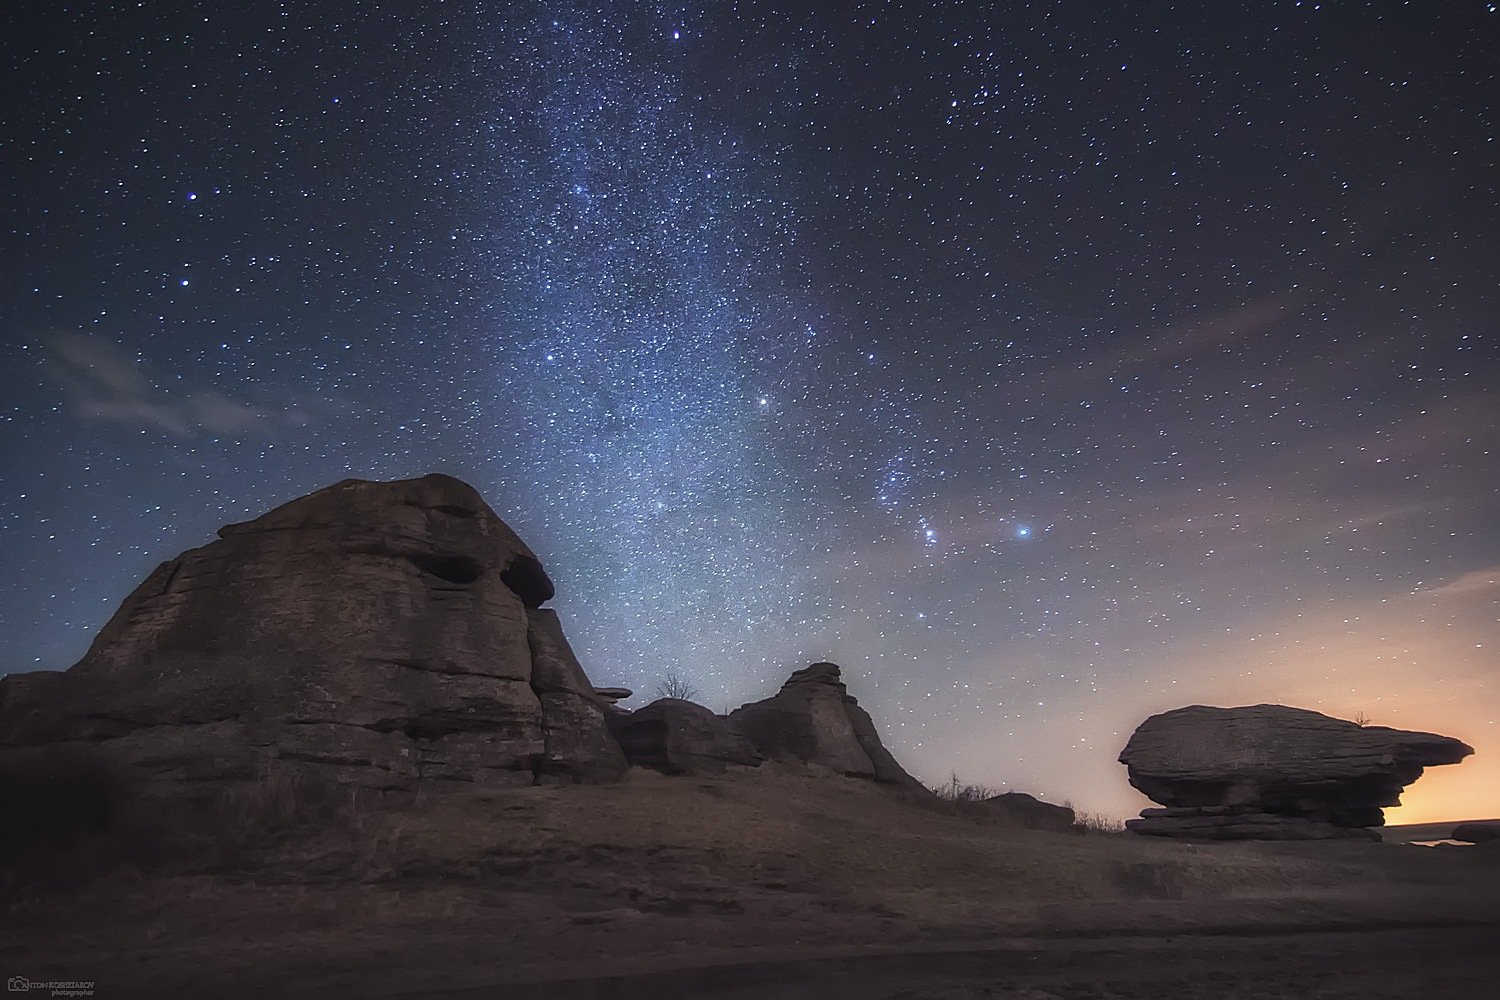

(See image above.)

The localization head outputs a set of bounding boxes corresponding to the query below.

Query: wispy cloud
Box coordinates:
[1422,567,1500,600]
[45,334,315,438]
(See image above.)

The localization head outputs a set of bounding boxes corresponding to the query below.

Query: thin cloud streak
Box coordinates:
[45,334,314,438]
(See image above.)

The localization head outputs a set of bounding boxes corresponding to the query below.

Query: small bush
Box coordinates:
[924,773,1014,825]
[212,768,361,838]
[1074,810,1127,835]
[930,772,998,803]
[195,767,368,872]
[654,672,701,702]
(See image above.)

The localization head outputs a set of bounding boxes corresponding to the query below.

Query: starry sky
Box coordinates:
[3,2,1497,824]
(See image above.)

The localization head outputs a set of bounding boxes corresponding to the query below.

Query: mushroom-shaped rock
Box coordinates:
[0,474,626,791]
[1118,704,1473,839]
[606,698,762,775]
[727,663,920,787]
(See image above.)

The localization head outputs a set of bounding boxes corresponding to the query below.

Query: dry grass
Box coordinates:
[0,746,167,891]
[0,751,377,892]
[1073,809,1128,835]
[197,768,379,875]
[6,763,1499,996]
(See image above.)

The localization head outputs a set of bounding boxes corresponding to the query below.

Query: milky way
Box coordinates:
[3,2,1497,821]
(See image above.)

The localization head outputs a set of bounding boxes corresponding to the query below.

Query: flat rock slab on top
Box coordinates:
[1119,704,1473,839]
[0,474,626,791]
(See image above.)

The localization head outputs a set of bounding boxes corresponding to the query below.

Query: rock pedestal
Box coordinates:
[0,474,626,791]
[1118,704,1473,840]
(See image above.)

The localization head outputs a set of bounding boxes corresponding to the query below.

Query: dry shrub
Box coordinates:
[930,772,999,803]
[212,768,363,839]
[1073,810,1127,835]
[926,774,1018,825]
[197,767,369,872]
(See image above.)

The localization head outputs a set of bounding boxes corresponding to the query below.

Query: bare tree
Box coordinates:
[654,672,700,702]
[1353,710,1372,727]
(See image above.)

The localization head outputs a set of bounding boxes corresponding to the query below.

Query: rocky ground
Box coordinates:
[5,764,1498,999]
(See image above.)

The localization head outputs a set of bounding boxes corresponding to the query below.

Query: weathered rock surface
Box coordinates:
[0,474,626,791]
[1452,821,1500,845]
[606,698,763,775]
[1119,704,1473,840]
[1129,806,1379,841]
[727,663,921,787]
[592,687,633,711]
[982,791,1076,832]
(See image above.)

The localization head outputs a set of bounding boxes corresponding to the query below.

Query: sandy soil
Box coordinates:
[5,765,1498,998]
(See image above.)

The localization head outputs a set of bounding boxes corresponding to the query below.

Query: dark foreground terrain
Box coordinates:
[6,764,1498,998]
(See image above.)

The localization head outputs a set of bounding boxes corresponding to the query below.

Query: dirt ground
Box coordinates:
[5,764,1498,998]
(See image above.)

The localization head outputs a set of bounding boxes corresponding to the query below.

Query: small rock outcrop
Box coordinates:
[1452,822,1500,845]
[0,474,627,791]
[727,663,921,787]
[1119,705,1473,840]
[982,791,1076,832]
[592,687,633,711]
[606,698,763,775]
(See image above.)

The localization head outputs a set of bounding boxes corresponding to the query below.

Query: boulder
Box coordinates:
[982,791,1076,832]
[0,474,627,792]
[727,663,921,787]
[606,698,762,775]
[1118,704,1472,839]
[1452,821,1500,845]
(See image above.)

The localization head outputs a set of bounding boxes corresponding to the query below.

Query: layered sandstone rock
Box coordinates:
[727,663,921,787]
[1119,704,1473,840]
[606,698,763,775]
[0,474,626,791]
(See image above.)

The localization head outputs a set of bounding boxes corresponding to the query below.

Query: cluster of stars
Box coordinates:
[1,1,1496,820]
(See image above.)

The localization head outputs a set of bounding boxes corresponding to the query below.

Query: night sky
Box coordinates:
[4,2,1497,823]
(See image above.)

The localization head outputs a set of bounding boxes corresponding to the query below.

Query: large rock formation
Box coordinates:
[606,698,763,775]
[1119,705,1473,840]
[0,474,626,791]
[727,663,921,787]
